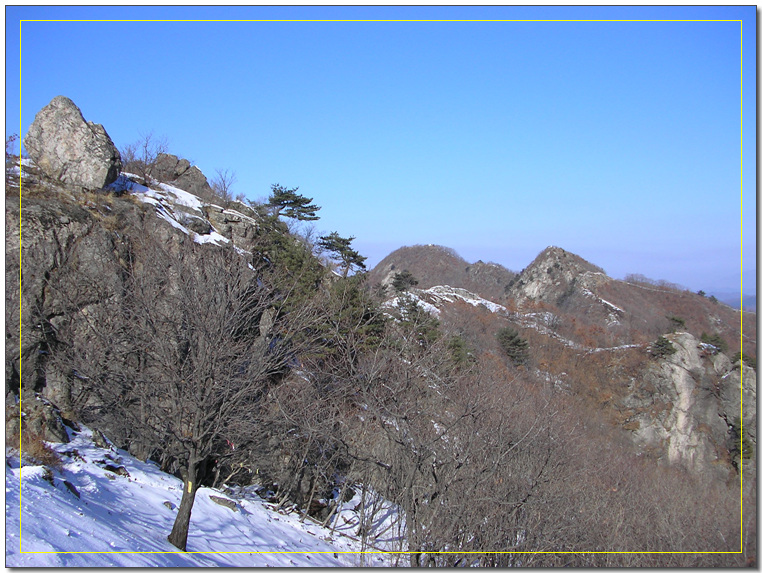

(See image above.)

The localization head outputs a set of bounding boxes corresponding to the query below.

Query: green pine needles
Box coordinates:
[267,184,321,221]
[496,326,529,366]
[650,335,677,358]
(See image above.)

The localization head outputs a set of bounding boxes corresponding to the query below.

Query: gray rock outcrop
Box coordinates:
[621,332,756,480]
[6,396,70,444]
[508,246,610,304]
[23,96,122,191]
[152,153,214,200]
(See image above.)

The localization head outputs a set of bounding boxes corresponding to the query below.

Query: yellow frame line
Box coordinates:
[16,16,747,558]
[20,550,742,555]
[20,19,743,23]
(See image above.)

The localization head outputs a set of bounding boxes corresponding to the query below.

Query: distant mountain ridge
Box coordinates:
[371,242,756,484]
[368,244,517,302]
[371,243,755,354]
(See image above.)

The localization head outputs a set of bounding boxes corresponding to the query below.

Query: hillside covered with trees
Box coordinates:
[6,96,757,567]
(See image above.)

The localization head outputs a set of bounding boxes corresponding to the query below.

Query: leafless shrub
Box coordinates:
[13,429,64,470]
[120,132,168,186]
[210,168,238,203]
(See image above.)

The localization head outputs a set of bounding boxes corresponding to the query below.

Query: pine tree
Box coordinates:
[392,269,419,293]
[267,184,321,221]
[318,232,367,278]
[650,335,677,358]
[496,327,529,365]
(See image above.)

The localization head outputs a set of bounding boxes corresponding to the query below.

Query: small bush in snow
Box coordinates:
[17,430,64,470]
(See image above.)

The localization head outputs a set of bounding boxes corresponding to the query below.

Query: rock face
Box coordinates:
[5,190,148,413]
[6,396,69,444]
[152,153,214,200]
[621,332,756,480]
[23,96,122,191]
[508,246,610,305]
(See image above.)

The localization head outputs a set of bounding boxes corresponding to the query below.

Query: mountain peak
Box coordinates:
[369,244,516,302]
[508,246,609,303]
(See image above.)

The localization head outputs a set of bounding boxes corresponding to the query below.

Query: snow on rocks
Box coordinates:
[108,174,250,252]
[424,285,507,314]
[384,285,508,319]
[580,287,624,326]
[6,425,399,567]
[383,291,441,317]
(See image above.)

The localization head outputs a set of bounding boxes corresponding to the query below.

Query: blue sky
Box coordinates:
[6,5,756,294]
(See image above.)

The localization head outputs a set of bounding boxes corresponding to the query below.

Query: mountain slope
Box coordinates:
[6,425,399,567]
[368,244,516,301]
[9,94,756,565]
[372,243,756,483]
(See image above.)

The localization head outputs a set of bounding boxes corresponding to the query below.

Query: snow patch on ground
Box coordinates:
[6,426,401,567]
[384,286,507,319]
[383,292,442,317]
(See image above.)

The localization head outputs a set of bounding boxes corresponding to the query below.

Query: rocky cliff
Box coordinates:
[621,332,755,480]
[370,244,757,484]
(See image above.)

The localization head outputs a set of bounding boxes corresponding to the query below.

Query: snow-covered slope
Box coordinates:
[109,174,244,249]
[6,426,400,567]
[383,285,508,318]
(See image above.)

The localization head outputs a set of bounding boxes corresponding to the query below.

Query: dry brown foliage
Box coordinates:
[12,430,64,470]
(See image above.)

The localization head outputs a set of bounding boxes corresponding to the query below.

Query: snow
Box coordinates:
[384,286,508,319]
[580,287,624,314]
[109,174,237,250]
[383,293,442,317]
[6,426,401,567]
[524,311,558,326]
[424,285,507,314]
[585,344,641,354]
[598,297,623,314]
[156,181,206,210]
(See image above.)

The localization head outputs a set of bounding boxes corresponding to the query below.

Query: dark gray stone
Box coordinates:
[150,153,214,200]
[209,495,238,511]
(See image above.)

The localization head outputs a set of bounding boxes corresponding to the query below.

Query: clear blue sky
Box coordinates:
[6,5,756,294]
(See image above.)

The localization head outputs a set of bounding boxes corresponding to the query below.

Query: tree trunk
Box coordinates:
[167,461,201,551]
[300,475,318,523]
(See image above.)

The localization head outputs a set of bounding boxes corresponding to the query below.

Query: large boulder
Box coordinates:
[23,96,122,191]
[152,153,215,200]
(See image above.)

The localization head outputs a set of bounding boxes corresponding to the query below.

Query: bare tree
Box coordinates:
[210,168,237,203]
[120,131,168,186]
[54,231,324,551]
